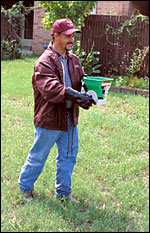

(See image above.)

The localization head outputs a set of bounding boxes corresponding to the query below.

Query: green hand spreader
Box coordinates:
[82,76,113,105]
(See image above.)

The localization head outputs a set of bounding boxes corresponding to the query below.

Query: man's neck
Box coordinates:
[52,43,66,59]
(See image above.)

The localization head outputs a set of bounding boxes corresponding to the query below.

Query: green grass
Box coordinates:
[1,57,149,232]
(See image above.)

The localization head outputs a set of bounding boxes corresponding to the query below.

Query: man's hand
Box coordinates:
[65,87,96,110]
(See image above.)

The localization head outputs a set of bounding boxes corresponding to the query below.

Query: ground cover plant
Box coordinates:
[111,75,149,90]
[1,56,149,232]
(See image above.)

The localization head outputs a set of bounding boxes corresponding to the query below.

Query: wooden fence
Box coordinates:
[81,15,149,77]
[1,13,13,38]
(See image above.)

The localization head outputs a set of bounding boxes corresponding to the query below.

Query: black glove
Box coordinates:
[65,87,96,110]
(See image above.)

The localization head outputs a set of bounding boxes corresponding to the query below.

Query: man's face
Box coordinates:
[55,33,75,51]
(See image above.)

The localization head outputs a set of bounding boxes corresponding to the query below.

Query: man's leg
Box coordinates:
[55,113,79,198]
[18,126,62,193]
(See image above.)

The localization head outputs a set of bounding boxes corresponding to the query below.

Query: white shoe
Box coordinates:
[21,191,33,202]
[57,195,80,204]
[66,195,80,204]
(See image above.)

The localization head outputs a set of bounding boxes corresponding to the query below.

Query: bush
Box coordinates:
[1,37,22,60]
[128,47,149,78]
[72,41,102,75]
[112,76,149,90]
[1,2,33,60]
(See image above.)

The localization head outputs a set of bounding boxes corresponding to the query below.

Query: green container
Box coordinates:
[83,76,113,98]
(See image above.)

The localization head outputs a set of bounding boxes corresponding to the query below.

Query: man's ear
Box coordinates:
[54,33,60,40]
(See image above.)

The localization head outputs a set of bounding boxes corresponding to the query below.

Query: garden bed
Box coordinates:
[110,86,149,97]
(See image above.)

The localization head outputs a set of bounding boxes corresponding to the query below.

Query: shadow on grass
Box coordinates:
[25,191,139,232]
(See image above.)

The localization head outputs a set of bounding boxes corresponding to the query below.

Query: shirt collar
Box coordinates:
[55,51,68,62]
[53,48,61,57]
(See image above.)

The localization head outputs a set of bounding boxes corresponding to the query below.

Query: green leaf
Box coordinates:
[93,51,100,55]
[93,64,101,69]
[92,58,99,65]
[93,70,101,73]
[79,58,84,63]
[79,51,87,57]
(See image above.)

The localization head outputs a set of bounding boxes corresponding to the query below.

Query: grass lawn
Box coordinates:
[1,56,149,232]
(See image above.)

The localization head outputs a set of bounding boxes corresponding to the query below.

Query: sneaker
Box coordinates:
[66,195,80,204]
[21,191,33,202]
[56,195,80,204]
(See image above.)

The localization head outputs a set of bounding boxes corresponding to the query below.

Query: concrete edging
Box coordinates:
[110,86,149,97]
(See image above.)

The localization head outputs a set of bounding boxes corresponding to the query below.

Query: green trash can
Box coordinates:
[83,76,113,98]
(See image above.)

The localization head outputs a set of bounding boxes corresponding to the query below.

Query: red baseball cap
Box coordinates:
[52,18,81,35]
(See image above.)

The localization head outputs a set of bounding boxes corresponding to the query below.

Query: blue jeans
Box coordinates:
[18,112,79,197]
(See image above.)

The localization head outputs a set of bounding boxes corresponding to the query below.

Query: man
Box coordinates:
[18,19,95,203]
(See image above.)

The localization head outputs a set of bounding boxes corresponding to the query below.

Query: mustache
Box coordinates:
[66,42,73,45]
[65,42,73,51]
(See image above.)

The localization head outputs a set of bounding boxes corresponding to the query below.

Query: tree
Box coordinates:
[38,1,97,31]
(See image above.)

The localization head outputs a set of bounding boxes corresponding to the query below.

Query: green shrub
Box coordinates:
[1,2,33,60]
[112,76,149,90]
[128,47,149,77]
[72,41,102,75]
[1,37,22,60]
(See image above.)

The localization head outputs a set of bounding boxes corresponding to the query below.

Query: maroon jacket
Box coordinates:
[32,46,84,131]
